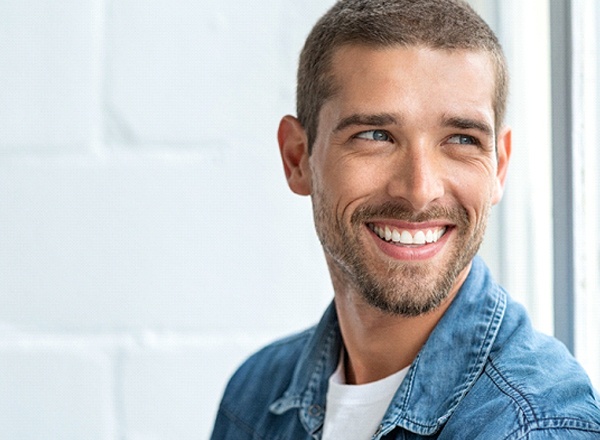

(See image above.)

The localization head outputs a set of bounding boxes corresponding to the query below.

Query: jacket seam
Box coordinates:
[218,405,267,440]
[511,418,600,440]
[486,357,538,425]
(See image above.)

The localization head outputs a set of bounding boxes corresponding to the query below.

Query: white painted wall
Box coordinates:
[0,0,558,438]
[0,1,335,438]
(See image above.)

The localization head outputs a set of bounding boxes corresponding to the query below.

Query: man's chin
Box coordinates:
[355,273,452,317]
[352,251,475,317]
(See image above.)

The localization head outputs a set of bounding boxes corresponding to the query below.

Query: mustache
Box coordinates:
[351,201,469,226]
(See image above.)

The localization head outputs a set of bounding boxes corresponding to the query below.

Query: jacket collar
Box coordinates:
[269,301,342,435]
[270,256,507,437]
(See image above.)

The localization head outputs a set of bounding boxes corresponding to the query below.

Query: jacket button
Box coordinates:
[308,404,322,417]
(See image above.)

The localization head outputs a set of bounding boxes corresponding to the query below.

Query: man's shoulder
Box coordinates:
[229,327,314,391]
[492,324,599,410]
[211,327,316,439]
[448,353,600,439]
[490,299,599,415]
[216,326,315,419]
[443,303,600,439]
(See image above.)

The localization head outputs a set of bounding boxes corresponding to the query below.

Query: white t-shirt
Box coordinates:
[322,355,409,440]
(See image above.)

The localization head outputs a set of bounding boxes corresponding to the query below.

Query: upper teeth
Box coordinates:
[370,224,446,245]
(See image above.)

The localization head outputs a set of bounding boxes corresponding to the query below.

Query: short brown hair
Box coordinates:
[297,0,509,152]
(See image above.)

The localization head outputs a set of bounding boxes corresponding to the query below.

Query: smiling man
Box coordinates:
[211,1,600,439]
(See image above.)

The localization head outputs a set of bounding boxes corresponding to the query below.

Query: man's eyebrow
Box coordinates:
[334,113,400,132]
[442,116,494,137]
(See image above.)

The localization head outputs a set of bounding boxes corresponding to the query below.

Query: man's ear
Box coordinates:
[492,126,512,205]
[278,115,311,196]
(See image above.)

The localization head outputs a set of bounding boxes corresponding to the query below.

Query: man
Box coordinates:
[211,0,600,438]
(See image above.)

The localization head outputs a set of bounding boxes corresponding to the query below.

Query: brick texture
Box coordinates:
[0,0,334,437]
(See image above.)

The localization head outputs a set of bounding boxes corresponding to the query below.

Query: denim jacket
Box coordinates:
[211,257,600,439]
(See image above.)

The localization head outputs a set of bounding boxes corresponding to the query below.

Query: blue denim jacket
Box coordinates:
[211,257,600,439]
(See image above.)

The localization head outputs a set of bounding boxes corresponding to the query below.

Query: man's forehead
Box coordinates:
[328,43,495,79]
[322,44,496,121]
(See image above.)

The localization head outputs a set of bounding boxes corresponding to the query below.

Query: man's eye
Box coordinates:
[447,134,479,145]
[355,130,392,142]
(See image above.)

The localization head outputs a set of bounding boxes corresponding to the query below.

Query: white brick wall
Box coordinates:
[0,1,335,438]
[0,0,94,152]
[0,338,115,439]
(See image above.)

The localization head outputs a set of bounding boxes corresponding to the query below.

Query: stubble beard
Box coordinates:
[312,190,490,317]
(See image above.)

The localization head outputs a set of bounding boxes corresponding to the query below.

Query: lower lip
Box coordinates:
[366,225,452,261]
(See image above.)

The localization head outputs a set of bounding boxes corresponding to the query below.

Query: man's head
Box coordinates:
[278,0,511,317]
[297,0,508,152]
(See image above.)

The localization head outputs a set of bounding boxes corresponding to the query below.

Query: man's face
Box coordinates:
[281,45,510,316]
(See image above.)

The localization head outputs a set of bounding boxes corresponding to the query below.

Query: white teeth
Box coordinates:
[414,230,426,245]
[400,230,412,244]
[426,230,434,243]
[370,224,447,246]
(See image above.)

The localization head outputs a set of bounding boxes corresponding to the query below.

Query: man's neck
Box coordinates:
[330,266,468,385]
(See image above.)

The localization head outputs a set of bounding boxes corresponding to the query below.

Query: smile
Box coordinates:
[368,223,447,245]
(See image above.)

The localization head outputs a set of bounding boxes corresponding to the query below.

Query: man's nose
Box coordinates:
[385,146,445,212]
